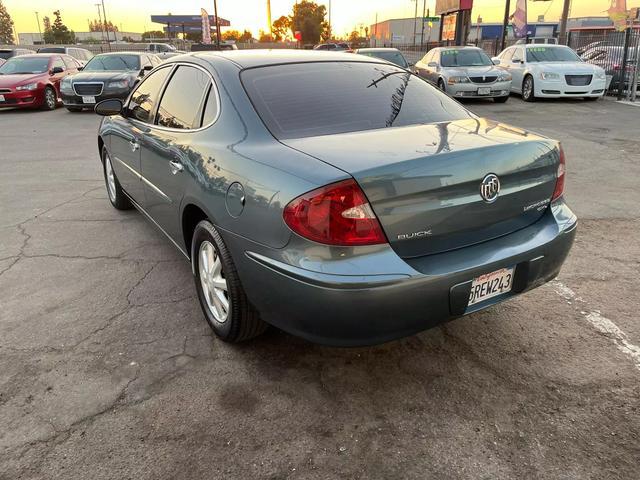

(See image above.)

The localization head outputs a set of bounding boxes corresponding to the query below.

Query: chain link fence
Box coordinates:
[568,28,640,99]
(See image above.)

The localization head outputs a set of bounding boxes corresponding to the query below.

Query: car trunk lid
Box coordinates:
[283,118,560,258]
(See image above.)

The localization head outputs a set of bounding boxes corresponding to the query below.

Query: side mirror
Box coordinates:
[77,66,84,71]
[427,62,438,68]
[492,57,501,65]
[143,65,153,71]
[51,66,64,74]
[95,98,123,116]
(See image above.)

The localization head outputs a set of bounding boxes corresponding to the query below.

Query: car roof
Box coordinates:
[92,51,145,56]
[9,53,58,58]
[193,49,382,69]
[523,43,568,48]
[435,46,481,50]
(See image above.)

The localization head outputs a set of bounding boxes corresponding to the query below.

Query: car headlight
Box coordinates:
[448,76,470,85]
[60,77,73,92]
[107,80,130,89]
[594,70,606,80]
[497,72,512,82]
[16,82,39,91]
[540,72,560,81]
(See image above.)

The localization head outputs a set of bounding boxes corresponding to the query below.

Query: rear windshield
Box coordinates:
[527,47,581,62]
[241,61,472,140]
[441,49,492,67]
[361,51,408,68]
[38,47,65,53]
[84,55,141,71]
[0,57,49,74]
[0,50,13,60]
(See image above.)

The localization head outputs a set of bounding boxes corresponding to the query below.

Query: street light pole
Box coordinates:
[412,0,418,47]
[35,12,42,43]
[95,4,106,46]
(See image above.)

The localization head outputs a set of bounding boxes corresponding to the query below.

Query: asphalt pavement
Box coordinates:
[1,96,639,479]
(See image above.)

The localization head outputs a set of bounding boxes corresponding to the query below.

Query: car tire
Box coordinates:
[522,75,535,102]
[192,220,267,343]
[494,95,509,103]
[42,86,58,111]
[102,147,132,210]
[66,107,83,112]
[437,78,446,92]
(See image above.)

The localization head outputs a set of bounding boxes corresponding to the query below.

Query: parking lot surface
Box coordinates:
[1,97,639,479]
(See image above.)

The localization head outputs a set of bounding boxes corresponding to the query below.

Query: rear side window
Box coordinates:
[156,66,211,129]
[242,61,472,140]
[128,66,171,123]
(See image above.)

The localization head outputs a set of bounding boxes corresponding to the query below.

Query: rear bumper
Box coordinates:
[227,200,577,346]
[0,88,45,108]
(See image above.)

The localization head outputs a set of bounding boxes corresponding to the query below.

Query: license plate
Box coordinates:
[82,96,96,104]
[0,95,4,102]
[477,87,491,96]
[468,267,514,306]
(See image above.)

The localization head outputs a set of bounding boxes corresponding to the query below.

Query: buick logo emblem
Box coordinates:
[480,174,500,203]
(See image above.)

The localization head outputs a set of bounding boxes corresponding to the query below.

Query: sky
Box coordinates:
[5,0,640,39]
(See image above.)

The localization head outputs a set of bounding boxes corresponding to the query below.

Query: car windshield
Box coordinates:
[83,55,140,71]
[363,51,408,68]
[241,61,472,140]
[0,57,49,74]
[440,49,492,67]
[527,47,581,62]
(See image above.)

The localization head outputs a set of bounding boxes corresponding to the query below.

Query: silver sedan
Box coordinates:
[415,46,512,102]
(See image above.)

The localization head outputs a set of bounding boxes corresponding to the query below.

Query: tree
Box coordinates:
[258,30,273,43]
[0,0,15,44]
[50,10,75,44]
[238,29,253,42]
[272,15,290,41]
[185,31,202,42]
[141,30,164,40]
[89,19,118,33]
[222,29,241,41]
[42,16,54,43]
[290,1,326,44]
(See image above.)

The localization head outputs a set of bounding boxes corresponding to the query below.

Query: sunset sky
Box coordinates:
[5,0,640,39]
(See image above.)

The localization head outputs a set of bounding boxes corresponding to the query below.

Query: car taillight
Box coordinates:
[283,179,387,246]
[551,145,566,202]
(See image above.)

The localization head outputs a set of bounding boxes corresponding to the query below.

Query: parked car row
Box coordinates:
[0,51,161,112]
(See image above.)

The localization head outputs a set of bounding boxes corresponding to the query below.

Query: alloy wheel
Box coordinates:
[199,240,229,323]
[523,78,533,100]
[104,153,117,202]
[45,89,56,109]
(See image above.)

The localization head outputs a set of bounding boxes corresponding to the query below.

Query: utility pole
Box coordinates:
[213,0,221,48]
[328,0,332,40]
[558,0,571,45]
[101,0,111,50]
[267,0,272,37]
[412,0,418,47]
[500,0,511,52]
[35,12,42,43]
[95,4,106,46]
[420,1,426,49]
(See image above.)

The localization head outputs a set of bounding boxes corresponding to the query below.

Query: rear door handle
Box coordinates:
[129,139,139,152]
[169,160,183,174]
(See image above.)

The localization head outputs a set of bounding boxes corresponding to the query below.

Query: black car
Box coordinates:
[60,52,161,112]
[0,48,36,62]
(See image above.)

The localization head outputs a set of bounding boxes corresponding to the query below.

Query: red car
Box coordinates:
[0,54,79,110]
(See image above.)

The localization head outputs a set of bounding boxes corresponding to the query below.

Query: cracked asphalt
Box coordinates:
[1,97,639,479]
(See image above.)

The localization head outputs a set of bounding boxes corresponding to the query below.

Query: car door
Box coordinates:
[509,47,526,92]
[414,51,432,78]
[139,64,214,242]
[109,65,173,204]
[49,56,68,96]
